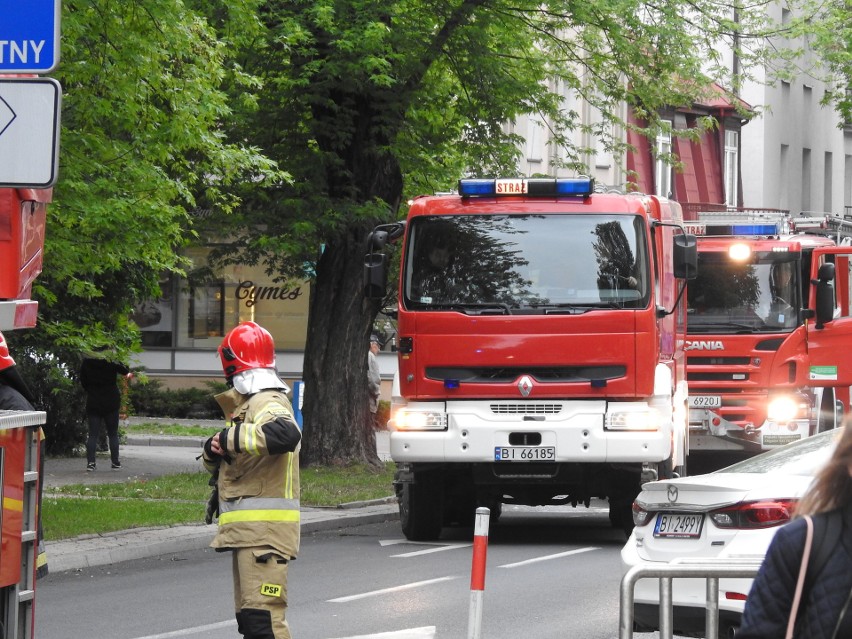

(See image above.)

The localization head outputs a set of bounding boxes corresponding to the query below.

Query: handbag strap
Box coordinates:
[786,515,815,639]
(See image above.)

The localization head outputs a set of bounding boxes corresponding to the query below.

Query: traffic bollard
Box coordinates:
[467,507,490,639]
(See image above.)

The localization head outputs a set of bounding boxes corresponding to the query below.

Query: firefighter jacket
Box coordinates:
[203,386,302,558]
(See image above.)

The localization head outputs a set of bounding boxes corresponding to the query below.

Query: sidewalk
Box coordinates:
[43,424,398,573]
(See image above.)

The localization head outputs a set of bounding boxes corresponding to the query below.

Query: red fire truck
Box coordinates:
[1,186,49,639]
[365,177,697,540]
[684,208,852,456]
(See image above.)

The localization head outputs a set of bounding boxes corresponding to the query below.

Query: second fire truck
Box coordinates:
[684,208,852,456]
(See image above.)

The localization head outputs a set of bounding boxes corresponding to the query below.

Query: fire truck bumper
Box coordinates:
[689,408,809,452]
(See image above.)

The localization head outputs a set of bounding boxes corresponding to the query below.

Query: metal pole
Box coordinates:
[467,507,490,639]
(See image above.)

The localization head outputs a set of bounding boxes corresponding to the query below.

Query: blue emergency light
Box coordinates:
[458,177,595,198]
[730,224,779,236]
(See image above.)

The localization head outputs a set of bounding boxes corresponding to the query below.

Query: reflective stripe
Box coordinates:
[219,509,300,524]
[219,497,300,514]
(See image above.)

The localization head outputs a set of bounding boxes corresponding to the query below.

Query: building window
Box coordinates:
[188,283,225,339]
[655,122,672,198]
[724,130,739,207]
[526,114,544,162]
[133,275,175,348]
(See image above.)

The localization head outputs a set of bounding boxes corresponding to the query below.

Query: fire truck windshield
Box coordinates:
[687,252,800,333]
[402,214,650,313]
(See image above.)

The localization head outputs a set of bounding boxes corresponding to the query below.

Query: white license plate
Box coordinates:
[654,512,704,538]
[494,446,556,461]
[689,395,721,408]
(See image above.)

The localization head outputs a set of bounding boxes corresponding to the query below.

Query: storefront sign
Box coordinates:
[236,281,304,307]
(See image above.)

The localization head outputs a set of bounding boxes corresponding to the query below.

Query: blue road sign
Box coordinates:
[0,0,61,73]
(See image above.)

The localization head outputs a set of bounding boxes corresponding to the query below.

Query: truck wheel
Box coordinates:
[399,479,443,541]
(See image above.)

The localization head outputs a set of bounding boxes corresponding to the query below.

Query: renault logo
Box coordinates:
[518,375,534,397]
[667,485,678,503]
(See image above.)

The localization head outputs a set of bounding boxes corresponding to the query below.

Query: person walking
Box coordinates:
[736,424,852,638]
[80,347,130,471]
[368,334,382,430]
[201,321,302,639]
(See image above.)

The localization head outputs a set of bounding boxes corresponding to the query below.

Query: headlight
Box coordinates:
[393,410,447,431]
[767,395,807,423]
[606,409,660,431]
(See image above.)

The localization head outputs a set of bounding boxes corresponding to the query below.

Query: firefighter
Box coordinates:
[0,331,49,578]
[201,321,301,639]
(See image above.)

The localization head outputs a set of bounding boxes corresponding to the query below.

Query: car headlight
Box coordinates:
[767,395,807,423]
[393,410,447,431]
[607,409,660,431]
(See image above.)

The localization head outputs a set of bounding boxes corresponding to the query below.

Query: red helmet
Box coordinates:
[218,321,276,378]
[0,331,15,371]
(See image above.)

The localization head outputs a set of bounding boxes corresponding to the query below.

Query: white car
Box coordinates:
[621,429,841,637]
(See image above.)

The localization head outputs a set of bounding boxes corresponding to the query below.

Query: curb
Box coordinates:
[47,505,400,573]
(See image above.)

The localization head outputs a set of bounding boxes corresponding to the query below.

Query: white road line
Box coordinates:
[328,576,459,603]
[328,627,437,639]
[380,539,447,547]
[391,543,471,558]
[130,620,236,639]
[498,546,599,568]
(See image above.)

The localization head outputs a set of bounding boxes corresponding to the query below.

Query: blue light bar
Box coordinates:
[730,224,779,236]
[458,179,496,196]
[458,177,595,198]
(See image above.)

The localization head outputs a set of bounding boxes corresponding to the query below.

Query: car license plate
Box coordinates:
[494,446,556,461]
[653,512,704,538]
[689,395,721,408]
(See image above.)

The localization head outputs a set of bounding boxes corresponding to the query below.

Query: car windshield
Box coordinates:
[715,429,841,477]
[687,251,800,332]
[403,213,650,313]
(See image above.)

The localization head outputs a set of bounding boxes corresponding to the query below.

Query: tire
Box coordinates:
[398,476,443,541]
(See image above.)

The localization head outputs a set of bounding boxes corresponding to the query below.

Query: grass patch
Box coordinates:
[122,422,221,438]
[43,463,396,541]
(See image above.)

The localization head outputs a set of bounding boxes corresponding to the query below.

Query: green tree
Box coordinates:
[198,0,806,465]
[15,0,279,453]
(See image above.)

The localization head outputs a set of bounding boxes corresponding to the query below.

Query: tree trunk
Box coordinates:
[300,228,382,467]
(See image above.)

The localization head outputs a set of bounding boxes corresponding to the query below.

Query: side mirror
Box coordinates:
[364,252,388,300]
[814,263,836,329]
[673,233,698,280]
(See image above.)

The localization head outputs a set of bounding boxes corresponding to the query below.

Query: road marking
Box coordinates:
[328,576,459,603]
[130,620,236,638]
[380,539,445,547]
[391,543,471,558]
[498,546,599,568]
[328,627,437,639]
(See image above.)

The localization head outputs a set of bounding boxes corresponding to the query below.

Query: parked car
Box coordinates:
[621,428,842,638]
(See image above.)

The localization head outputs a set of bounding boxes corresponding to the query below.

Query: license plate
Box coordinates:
[494,446,556,461]
[653,512,704,538]
[689,395,721,408]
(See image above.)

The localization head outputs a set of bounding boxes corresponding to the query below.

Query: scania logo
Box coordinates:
[685,340,725,351]
[517,375,534,397]
[667,485,678,503]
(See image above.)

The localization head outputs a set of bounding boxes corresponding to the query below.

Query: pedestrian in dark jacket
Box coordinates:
[80,350,130,471]
[737,423,852,638]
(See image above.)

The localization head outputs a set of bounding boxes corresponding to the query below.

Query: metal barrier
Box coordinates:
[619,560,762,639]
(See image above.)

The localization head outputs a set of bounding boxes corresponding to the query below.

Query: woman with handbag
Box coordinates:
[736,423,852,638]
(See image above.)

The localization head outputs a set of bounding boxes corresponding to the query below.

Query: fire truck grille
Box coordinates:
[687,356,751,365]
[688,372,751,382]
[425,366,626,383]
[490,404,563,415]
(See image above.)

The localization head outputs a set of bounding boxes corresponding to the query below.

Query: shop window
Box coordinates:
[189,283,225,339]
[134,275,175,347]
